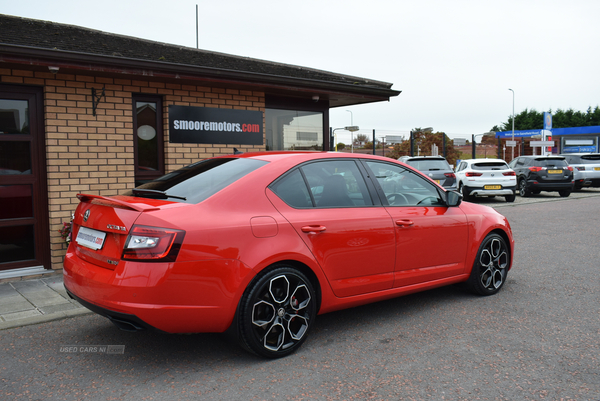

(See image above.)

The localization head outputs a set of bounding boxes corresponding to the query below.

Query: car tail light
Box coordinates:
[502,171,516,176]
[567,166,574,171]
[444,172,456,179]
[122,225,185,262]
[528,166,544,172]
[465,172,482,177]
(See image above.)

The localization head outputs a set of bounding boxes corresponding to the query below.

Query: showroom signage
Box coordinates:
[169,106,263,145]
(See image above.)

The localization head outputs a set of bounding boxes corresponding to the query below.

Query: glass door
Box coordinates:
[0,86,49,271]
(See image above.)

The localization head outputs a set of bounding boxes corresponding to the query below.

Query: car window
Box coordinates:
[364,161,444,207]
[472,162,510,170]
[269,169,313,208]
[272,160,373,208]
[126,158,268,204]
[580,154,600,163]
[535,158,568,168]
[406,159,451,171]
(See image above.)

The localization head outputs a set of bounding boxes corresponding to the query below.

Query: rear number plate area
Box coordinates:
[76,226,106,250]
[484,185,502,190]
[548,169,562,174]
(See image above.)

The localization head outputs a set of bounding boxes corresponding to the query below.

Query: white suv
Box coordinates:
[455,159,517,202]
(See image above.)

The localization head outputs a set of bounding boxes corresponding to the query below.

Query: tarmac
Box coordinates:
[0,271,92,331]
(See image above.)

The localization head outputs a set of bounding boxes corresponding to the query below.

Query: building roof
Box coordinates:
[0,14,400,107]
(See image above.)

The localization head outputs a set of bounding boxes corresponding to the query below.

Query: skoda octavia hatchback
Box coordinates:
[64,152,514,358]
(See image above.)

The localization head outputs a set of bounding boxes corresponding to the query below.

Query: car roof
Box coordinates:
[462,158,506,163]
[518,155,565,159]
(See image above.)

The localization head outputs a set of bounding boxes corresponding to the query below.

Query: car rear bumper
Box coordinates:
[464,185,516,197]
[527,181,574,192]
[63,251,246,333]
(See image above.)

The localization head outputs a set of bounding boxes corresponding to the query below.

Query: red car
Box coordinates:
[64,151,514,358]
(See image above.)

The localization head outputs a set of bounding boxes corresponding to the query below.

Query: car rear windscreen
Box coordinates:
[407,160,450,171]
[124,158,268,204]
[472,162,509,170]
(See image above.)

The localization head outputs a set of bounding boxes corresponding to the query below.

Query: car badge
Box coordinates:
[83,209,90,222]
[491,173,495,177]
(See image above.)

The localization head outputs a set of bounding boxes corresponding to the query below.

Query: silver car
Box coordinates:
[560,153,600,190]
[398,156,458,191]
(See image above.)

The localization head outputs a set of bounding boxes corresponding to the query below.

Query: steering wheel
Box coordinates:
[416,196,438,206]
[386,193,408,206]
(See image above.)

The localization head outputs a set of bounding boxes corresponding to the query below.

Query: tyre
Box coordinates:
[238,266,317,358]
[505,194,515,202]
[466,233,509,296]
[518,179,530,197]
[558,190,571,197]
[460,183,470,201]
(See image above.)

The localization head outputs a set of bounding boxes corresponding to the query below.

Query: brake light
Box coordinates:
[576,166,585,171]
[465,172,482,177]
[444,173,456,178]
[528,166,543,172]
[502,171,516,176]
[122,225,185,262]
[567,166,573,171]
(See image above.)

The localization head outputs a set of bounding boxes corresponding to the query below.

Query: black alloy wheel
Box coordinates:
[466,233,509,296]
[519,179,530,197]
[238,266,317,358]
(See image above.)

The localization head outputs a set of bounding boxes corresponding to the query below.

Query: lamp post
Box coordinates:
[333,126,360,152]
[346,110,354,152]
[508,89,515,160]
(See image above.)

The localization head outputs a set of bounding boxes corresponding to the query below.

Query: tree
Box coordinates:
[492,106,600,131]
[387,129,462,166]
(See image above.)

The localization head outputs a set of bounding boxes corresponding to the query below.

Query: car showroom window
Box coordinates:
[298,160,373,208]
[364,161,444,206]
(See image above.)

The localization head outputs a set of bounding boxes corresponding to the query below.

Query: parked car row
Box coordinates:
[400,153,600,203]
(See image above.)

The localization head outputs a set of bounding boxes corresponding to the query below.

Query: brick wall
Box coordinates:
[1,68,266,270]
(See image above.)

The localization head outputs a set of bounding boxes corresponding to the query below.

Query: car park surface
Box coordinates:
[509,155,574,197]
[455,158,517,202]
[63,151,513,358]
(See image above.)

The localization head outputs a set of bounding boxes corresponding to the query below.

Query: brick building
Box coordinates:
[0,14,400,278]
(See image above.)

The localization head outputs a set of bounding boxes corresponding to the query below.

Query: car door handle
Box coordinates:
[301,225,327,234]
[395,219,414,227]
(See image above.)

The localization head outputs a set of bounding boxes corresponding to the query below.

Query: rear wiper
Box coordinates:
[131,188,187,201]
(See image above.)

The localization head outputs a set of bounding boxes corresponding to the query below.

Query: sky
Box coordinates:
[2,0,599,143]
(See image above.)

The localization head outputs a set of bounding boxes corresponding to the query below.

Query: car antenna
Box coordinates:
[233,148,244,155]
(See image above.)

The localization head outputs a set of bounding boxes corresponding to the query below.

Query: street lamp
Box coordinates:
[509,89,515,160]
[332,126,360,152]
[346,110,355,152]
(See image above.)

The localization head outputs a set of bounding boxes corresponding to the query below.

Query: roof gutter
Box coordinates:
[0,44,401,100]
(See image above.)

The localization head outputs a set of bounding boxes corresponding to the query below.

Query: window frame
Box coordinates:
[132,94,165,186]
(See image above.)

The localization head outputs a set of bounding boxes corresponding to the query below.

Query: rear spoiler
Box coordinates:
[77,194,159,212]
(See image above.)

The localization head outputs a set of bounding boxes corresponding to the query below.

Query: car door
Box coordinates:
[267,159,396,298]
[363,160,469,287]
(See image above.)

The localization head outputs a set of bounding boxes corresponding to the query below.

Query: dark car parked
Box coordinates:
[508,156,574,197]
[398,156,457,191]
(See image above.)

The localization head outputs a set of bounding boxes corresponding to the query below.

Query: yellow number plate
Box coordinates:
[484,185,502,190]
[594,167,600,171]
[547,169,562,174]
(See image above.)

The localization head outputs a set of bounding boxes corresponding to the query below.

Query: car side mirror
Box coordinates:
[446,190,462,207]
